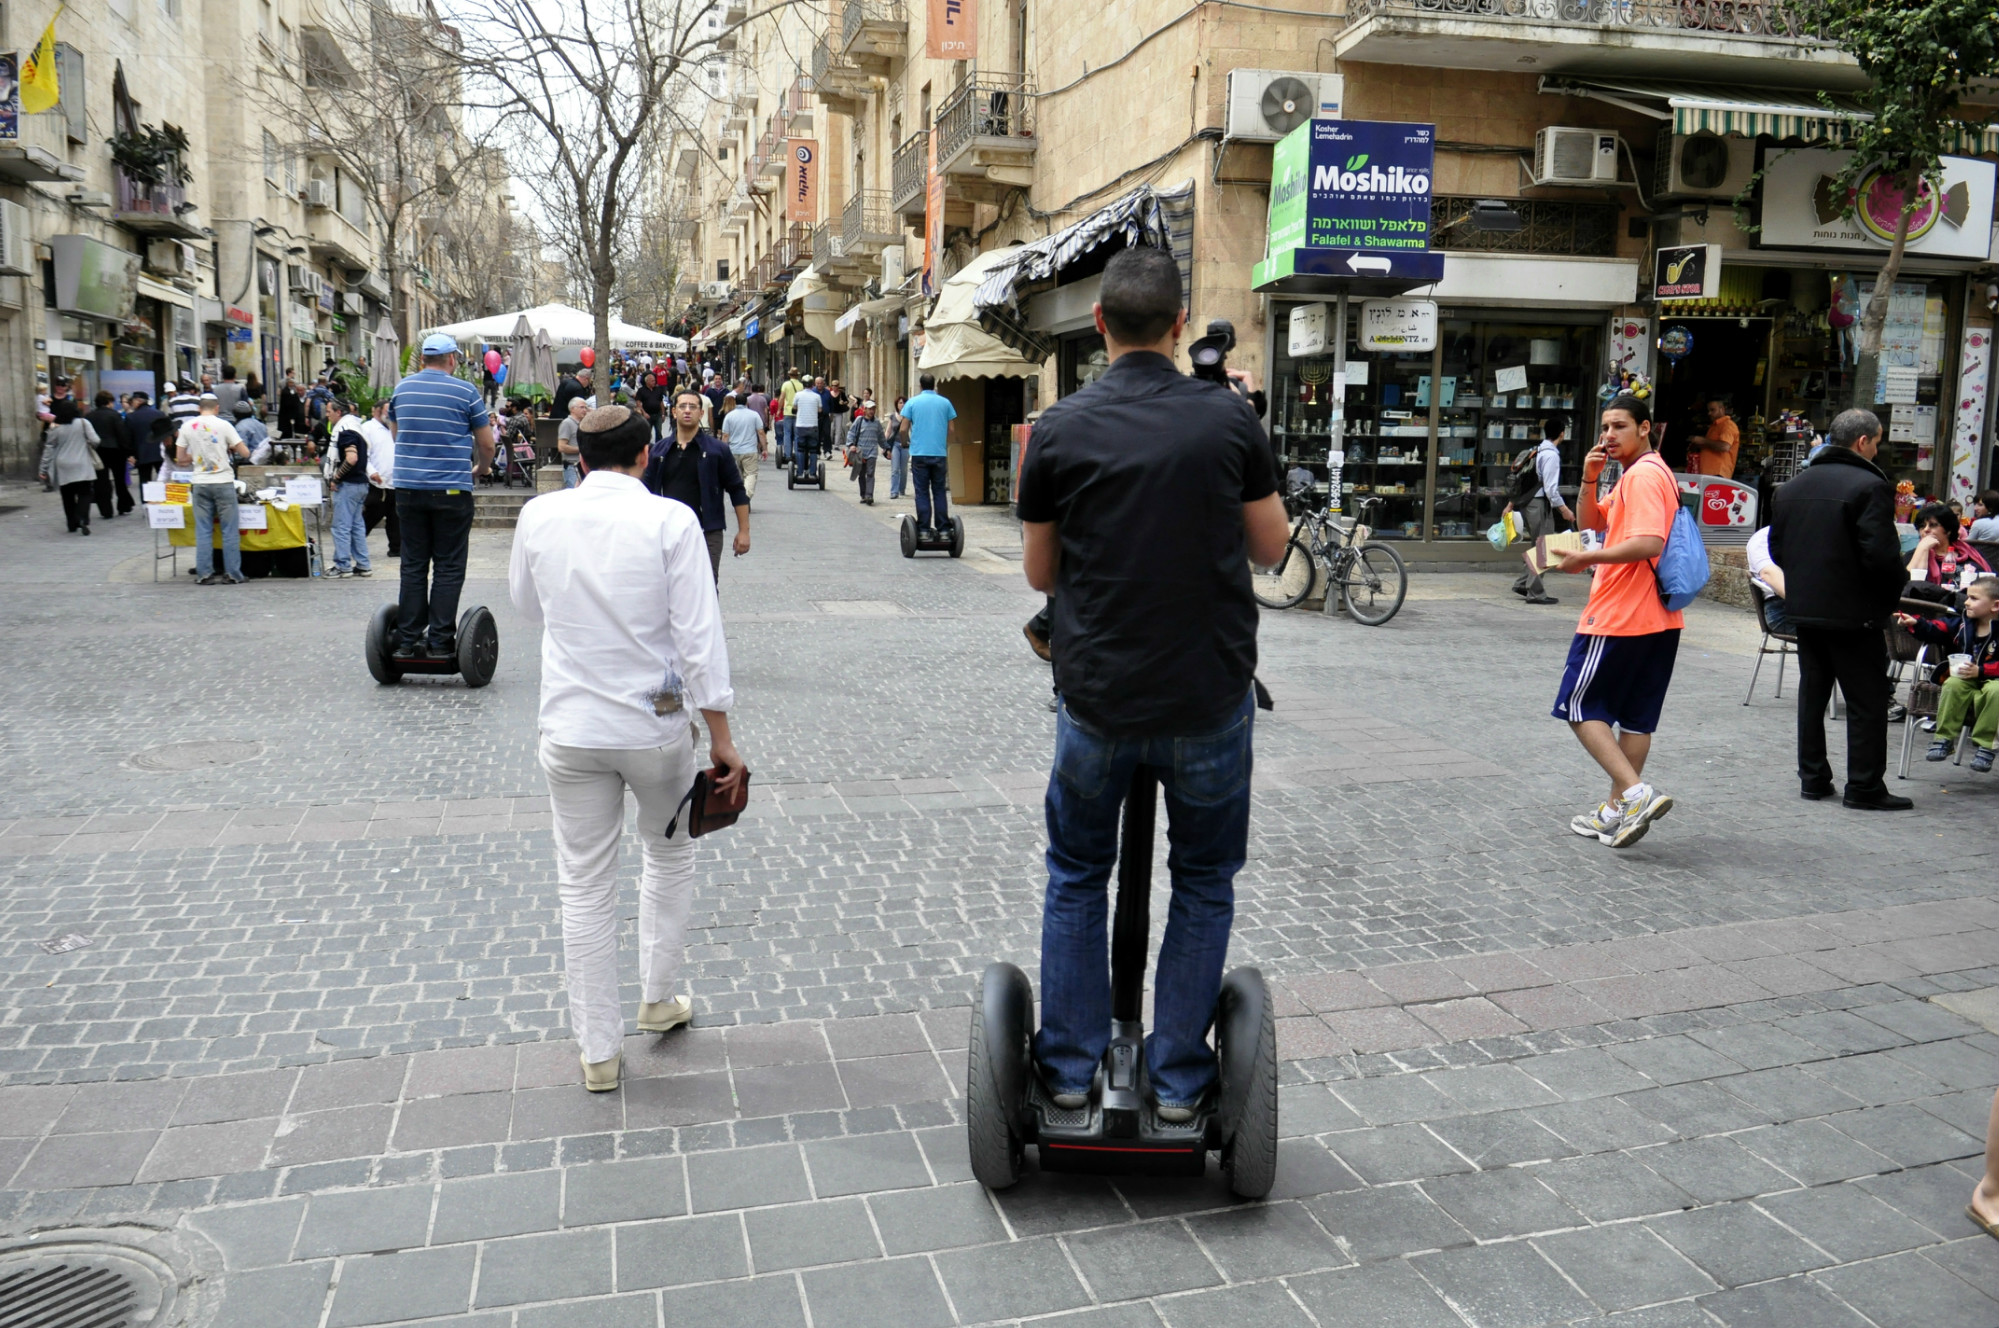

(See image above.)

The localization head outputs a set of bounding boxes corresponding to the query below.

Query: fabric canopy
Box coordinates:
[1541,77,1999,155]
[420,302,686,351]
[970,181,1196,360]
[918,248,1046,381]
[787,266,848,349]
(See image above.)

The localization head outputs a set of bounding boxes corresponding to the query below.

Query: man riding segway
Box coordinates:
[966,246,1292,1196]
[388,333,495,660]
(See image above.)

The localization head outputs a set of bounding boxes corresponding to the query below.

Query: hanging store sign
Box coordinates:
[51,234,140,321]
[1760,149,1996,260]
[1287,302,1329,357]
[1358,298,1436,351]
[785,138,818,223]
[1267,119,1435,258]
[927,0,976,59]
[0,54,19,142]
[924,129,945,296]
[1654,243,1721,300]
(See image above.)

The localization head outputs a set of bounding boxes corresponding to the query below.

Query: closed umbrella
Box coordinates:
[532,329,557,402]
[369,318,400,391]
[507,314,536,397]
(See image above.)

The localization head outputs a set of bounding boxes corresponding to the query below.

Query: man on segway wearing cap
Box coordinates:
[388,333,496,659]
[1016,246,1291,1122]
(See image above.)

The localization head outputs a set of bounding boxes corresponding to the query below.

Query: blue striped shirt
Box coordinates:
[387,369,490,490]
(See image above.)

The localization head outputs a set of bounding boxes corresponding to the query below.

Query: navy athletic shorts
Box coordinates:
[1551,629,1681,735]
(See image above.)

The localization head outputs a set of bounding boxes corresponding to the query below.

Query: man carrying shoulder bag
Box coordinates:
[509,405,748,1093]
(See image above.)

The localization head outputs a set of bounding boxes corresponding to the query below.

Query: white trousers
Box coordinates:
[539,734,697,1063]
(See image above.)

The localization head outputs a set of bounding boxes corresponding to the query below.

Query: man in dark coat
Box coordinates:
[87,390,133,516]
[125,392,166,486]
[1770,407,1911,810]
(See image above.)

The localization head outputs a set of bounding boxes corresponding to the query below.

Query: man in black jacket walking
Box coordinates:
[87,391,133,517]
[1770,408,1911,809]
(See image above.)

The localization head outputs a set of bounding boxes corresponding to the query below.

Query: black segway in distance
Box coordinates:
[900,513,965,558]
[365,603,499,688]
[966,767,1278,1198]
[786,433,828,490]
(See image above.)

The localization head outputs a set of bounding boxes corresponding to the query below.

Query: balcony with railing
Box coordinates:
[842,190,899,255]
[112,167,203,237]
[891,129,928,218]
[935,73,1036,194]
[811,33,868,114]
[307,201,374,270]
[840,0,906,70]
[1335,0,1855,86]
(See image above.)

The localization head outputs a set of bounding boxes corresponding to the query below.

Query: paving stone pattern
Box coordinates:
[3,476,1998,1324]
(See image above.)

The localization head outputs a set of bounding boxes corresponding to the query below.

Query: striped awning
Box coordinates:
[1543,77,1999,155]
[971,181,1197,360]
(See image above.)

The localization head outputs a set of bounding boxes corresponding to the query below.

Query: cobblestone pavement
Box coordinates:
[2,465,1997,1326]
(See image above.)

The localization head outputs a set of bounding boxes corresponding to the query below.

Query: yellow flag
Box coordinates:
[20,13,59,116]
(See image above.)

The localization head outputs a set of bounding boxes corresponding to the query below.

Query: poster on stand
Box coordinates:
[1950,326,1991,503]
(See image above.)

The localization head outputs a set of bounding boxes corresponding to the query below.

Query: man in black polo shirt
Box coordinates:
[642,393,751,581]
[1015,245,1290,1121]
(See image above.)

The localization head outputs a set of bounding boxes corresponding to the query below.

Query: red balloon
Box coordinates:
[484,349,502,373]
[579,346,596,368]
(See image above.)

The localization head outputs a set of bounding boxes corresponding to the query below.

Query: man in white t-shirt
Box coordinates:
[792,375,824,480]
[719,392,766,501]
[175,394,250,584]
[362,400,400,557]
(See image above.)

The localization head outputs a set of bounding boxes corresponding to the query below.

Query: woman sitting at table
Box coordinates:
[1906,503,1991,605]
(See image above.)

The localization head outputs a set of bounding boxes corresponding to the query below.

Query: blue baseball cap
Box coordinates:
[420,332,459,355]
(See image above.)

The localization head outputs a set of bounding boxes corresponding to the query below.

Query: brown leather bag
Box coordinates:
[669,764,750,838]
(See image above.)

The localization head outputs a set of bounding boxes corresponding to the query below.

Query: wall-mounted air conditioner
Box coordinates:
[1530,127,1621,186]
[1223,69,1343,142]
[287,264,318,295]
[1652,128,1756,199]
[144,238,193,278]
[305,178,335,210]
[699,280,731,301]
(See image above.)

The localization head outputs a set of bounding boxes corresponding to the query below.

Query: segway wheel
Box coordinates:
[787,465,797,490]
[966,962,1032,1190]
[457,605,500,689]
[900,515,917,559]
[948,515,965,558]
[817,462,827,490]
[365,603,403,684]
[1216,967,1279,1199]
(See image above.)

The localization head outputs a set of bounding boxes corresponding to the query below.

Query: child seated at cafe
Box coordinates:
[1897,576,1999,772]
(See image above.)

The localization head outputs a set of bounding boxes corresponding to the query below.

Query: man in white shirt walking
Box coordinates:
[1505,417,1575,606]
[508,405,747,1093]
[361,399,400,558]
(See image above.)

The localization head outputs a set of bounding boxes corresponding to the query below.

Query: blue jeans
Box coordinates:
[889,442,908,497]
[333,481,371,571]
[563,462,581,489]
[794,426,820,479]
[190,482,242,581]
[911,455,950,529]
[1034,688,1255,1107]
[775,416,794,462]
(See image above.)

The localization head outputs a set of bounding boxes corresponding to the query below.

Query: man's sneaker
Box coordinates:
[1926,738,1954,762]
[637,996,692,1032]
[351,567,371,578]
[581,1052,620,1093]
[1570,802,1622,842]
[1607,784,1673,849]
[1975,746,1996,773]
[1888,703,1909,723]
[392,644,421,660]
[1155,1101,1198,1123]
[198,573,224,585]
[330,568,351,578]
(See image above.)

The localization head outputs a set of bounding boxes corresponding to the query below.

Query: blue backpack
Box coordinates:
[1640,454,1709,610]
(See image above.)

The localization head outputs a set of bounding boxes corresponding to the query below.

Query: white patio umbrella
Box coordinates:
[531,329,557,400]
[507,314,537,396]
[369,317,400,391]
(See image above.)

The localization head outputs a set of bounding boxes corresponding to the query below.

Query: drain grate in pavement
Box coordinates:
[127,740,262,771]
[0,1261,138,1327]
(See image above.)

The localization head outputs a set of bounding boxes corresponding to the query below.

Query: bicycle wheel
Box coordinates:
[1340,542,1408,625]
[1251,537,1316,609]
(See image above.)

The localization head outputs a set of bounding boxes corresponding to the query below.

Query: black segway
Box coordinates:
[965,767,1278,1198]
[365,603,499,688]
[900,514,965,558]
[786,439,829,490]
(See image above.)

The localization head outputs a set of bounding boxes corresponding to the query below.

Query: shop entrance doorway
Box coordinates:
[1654,317,1770,471]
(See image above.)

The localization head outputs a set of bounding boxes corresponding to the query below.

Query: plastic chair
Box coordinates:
[1743,582,1797,704]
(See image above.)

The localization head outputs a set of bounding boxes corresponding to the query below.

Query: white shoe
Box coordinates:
[1608,784,1673,849]
[637,995,693,1032]
[1570,801,1622,843]
[581,1051,621,1092]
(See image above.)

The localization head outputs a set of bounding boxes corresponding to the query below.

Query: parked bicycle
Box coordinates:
[1251,494,1408,625]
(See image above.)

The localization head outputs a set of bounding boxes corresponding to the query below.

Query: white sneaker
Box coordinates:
[1608,784,1674,849]
[637,995,692,1032]
[1570,802,1622,843]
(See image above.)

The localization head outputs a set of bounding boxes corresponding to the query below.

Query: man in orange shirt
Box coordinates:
[1550,394,1682,848]
[1690,397,1740,478]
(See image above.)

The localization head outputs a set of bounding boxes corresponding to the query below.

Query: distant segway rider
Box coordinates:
[1015,245,1290,1120]
[388,333,495,659]
[900,374,957,540]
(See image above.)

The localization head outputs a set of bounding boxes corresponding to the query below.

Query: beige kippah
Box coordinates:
[580,404,633,434]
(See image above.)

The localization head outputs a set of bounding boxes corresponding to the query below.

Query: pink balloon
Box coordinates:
[579,347,596,368]
[484,349,502,373]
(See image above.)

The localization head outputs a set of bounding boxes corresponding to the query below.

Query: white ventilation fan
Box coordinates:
[1529,127,1622,186]
[1224,70,1343,142]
